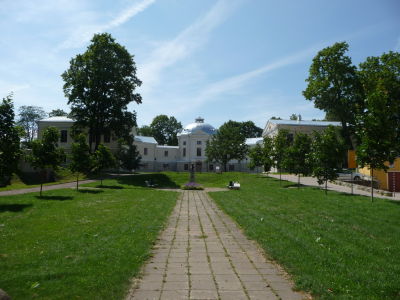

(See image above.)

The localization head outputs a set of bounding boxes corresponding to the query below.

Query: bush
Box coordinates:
[181,182,204,190]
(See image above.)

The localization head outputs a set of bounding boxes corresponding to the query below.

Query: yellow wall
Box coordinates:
[358,158,400,190]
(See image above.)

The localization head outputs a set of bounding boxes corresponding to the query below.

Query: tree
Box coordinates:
[118,136,141,173]
[303,42,362,149]
[289,114,298,120]
[310,126,345,194]
[239,121,263,138]
[17,105,46,143]
[206,121,248,172]
[0,94,22,186]
[150,115,182,145]
[270,116,282,120]
[69,134,93,190]
[49,109,68,117]
[62,33,142,152]
[248,136,274,173]
[29,127,65,196]
[282,133,312,187]
[272,129,291,183]
[137,125,153,136]
[355,51,400,201]
[93,144,116,186]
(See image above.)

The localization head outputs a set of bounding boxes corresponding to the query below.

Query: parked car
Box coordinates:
[337,169,362,181]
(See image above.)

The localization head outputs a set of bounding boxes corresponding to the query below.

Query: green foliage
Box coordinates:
[48,109,68,117]
[149,115,182,145]
[248,136,274,172]
[289,113,298,120]
[137,125,153,136]
[94,144,116,185]
[118,137,141,172]
[303,42,362,149]
[356,51,400,171]
[0,94,22,186]
[206,121,248,171]
[29,127,65,196]
[17,105,46,143]
[62,33,141,151]
[270,116,282,120]
[69,134,93,190]
[282,132,313,182]
[310,126,344,189]
[272,129,291,172]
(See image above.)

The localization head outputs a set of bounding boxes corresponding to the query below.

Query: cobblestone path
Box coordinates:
[127,190,308,300]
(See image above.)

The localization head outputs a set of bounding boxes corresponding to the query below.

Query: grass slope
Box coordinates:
[0,186,177,299]
[209,175,400,299]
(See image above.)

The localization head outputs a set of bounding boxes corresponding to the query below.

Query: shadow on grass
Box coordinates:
[117,173,180,189]
[0,203,32,213]
[95,185,124,189]
[78,189,104,194]
[283,183,307,189]
[35,195,73,201]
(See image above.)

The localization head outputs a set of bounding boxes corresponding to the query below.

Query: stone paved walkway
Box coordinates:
[127,190,308,300]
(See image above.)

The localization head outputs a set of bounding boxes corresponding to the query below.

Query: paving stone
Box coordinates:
[218,290,248,300]
[190,289,219,299]
[160,289,189,300]
[163,280,189,290]
[131,290,160,300]
[247,290,279,300]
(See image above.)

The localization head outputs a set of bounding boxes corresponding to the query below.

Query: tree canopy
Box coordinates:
[62,33,141,152]
[303,42,362,149]
[0,94,22,186]
[69,134,93,190]
[94,144,116,186]
[137,125,153,137]
[118,136,141,172]
[17,105,46,143]
[248,136,274,172]
[49,109,68,117]
[149,115,182,145]
[272,129,291,182]
[206,121,248,171]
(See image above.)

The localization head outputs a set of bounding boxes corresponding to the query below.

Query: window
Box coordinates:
[229,164,235,171]
[183,148,186,157]
[197,140,202,145]
[144,148,148,155]
[209,164,214,171]
[103,132,110,143]
[184,164,189,171]
[60,130,67,143]
[183,141,186,145]
[197,147,201,156]
[164,150,168,157]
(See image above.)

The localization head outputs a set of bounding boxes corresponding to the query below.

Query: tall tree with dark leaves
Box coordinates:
[206,121,248,172]
[272,129,291,184]
[248,136,274,172]
[0,94,22,186]
[93,144,116,186]
[356,51,400,202]
[118,136,141,173]
[62,33,141,152]
[150,115,182,145]
[303,42,362,149]
[17,105,46,143]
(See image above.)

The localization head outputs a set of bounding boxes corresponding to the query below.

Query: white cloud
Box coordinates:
[58,0,156,50]
[138,0,243,91]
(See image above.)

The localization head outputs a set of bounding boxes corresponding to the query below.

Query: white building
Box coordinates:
[36,116,262,172]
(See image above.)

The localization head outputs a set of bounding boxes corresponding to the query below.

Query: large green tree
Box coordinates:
[282,132,313,187]
[48,109,68,117]
[137,125,153,137]
[69,134,93,190]
[62,33,141,152]
[150,115,182,145]
[355,51,400,201]
[310,126,345,194]
[206,121,248,172]
[17,105,46,143]
[248,136,274,172]
[303,42,362,149]
[0,94,22,186]
[118,136,141,173]
[29,127,65,196]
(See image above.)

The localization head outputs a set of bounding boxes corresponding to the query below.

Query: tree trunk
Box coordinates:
[298,174,300,188]
[101,176,103,187]
[371,169,374,202]
[76,174,79,191]
[40,182,43,197]
[279,169,282,185]
[325,180,328,195]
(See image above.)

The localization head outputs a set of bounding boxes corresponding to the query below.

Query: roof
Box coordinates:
[134,136,157,144]
[245,137,263,145]
[38,116,74,123]
[269,119,341,127]
[178,117,216,136]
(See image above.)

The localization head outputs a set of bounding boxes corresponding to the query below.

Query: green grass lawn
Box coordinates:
[0,185,177,299]
[209,174,400,299]
[82,171,251,189]
[0,168,88,192]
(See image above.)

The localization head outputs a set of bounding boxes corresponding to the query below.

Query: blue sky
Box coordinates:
[1,0,399,129]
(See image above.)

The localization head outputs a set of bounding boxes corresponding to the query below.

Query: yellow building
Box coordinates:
[358,158,400,192]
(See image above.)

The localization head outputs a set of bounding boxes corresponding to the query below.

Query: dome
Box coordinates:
[178,117,216,136]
